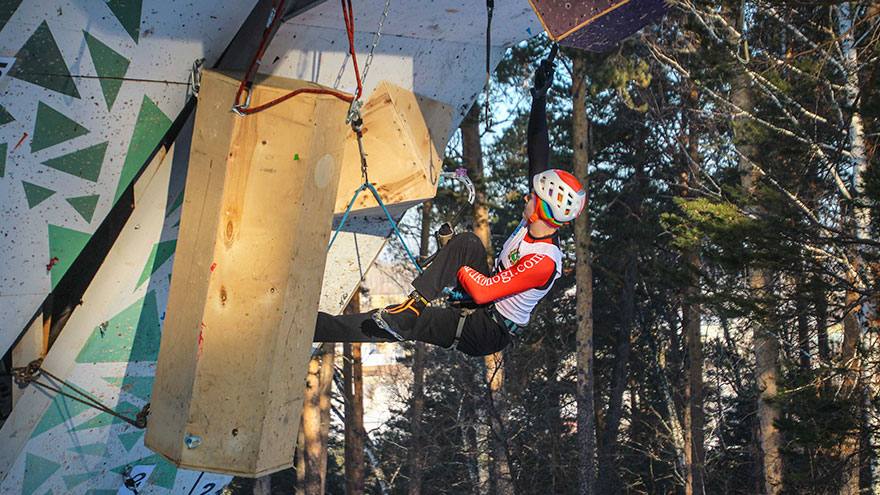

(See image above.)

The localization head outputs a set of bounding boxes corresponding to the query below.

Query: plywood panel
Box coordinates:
[145,70,350,476]
[335,82,454,214]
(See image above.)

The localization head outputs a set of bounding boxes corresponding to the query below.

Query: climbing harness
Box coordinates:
[447,307,475,350]
[10,358,150,429]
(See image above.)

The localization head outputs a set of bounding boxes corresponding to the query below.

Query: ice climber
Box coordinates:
[313,49,586,356]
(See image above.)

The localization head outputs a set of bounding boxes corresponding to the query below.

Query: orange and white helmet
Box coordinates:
[533,169,586,224]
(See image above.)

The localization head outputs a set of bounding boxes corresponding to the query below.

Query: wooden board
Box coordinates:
[144,70,350,477]
[335,82,454,214]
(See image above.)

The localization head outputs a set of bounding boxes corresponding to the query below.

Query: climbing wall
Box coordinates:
[0,0,258,357]
[0,127,234,494]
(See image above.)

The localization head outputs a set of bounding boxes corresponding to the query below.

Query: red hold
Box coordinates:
[210,262,217,272]
[46,257,59,272]
[13,132,28,151]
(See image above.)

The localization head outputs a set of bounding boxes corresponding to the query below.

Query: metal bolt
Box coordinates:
[184,434,202,449]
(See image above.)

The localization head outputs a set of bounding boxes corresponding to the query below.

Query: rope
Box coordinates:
[327,182,423,273]
[10,358,149,429]
[11,72,190,86]
[231,0,362,115]
[340,0,364,100]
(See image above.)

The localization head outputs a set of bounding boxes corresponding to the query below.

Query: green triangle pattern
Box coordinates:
[103,375,154,402]
[111,454,176,490]
[22,453,60,495]
[83,32,129,111]
[68,442,108,457]
[31,102,89,152]
[76,291,161,363]
[10,22,80,98]
[30,392,92,438]
[62,472,96,490]
[0,104,14,126]
[43,142,106,182]
[106,0,142,43]
[114,96,170,203]
[136,240,176,287]
[48,224,91,289]
[118,430,145,452]
[0,0,23,32]
[66,194,100,222]
[165,188,184,217]
[0,142,6,177]
[22,181,55,208]
[71,400,140,431]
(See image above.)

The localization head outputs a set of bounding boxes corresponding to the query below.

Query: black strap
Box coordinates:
[483,0,495,123]
[448,308,474,350]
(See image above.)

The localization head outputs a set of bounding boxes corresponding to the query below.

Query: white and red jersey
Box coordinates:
[457,220,563,326]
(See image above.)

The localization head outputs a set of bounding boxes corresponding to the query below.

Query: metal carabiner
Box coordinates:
[440,168,476,205]
[231,86,253,116]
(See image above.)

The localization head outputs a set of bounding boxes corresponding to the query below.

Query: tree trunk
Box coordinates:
[681,83,705,495]
[728,4,782,491]
[814,283,830,363]
[344,293,366,495]
[296,425,305,495]
[597,163,643,493]
[484,354,515,494]
[750,271,782,495]
[301,344,334,494]
[462,102,492,252]
[795,276,811,370]
[836,4,869,493]
[463,100,514,494]
[253,475,271,495]
[596,233,636,494]
[571,53,597,495]
[300,353,321,493]
[318,343,335,494]
[408,202,431,495]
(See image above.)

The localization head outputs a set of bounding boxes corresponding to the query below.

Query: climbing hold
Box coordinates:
[184,435,202,449]
[46,257,59,272]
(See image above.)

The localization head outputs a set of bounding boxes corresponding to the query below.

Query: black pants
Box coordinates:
[313,232,511,357]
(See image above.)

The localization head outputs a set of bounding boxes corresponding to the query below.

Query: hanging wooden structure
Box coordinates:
[335,81,454,214]
[528,0,667,52]
[145,69,456,476]
[145,70,351,476]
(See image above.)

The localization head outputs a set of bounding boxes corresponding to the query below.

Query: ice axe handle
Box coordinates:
[436,222,454,247]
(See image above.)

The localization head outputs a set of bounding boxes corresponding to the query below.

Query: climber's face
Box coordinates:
[523,192,537,222]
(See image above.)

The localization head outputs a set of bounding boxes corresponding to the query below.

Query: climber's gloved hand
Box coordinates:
[442,286,473,303]
[531,44,558,98]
